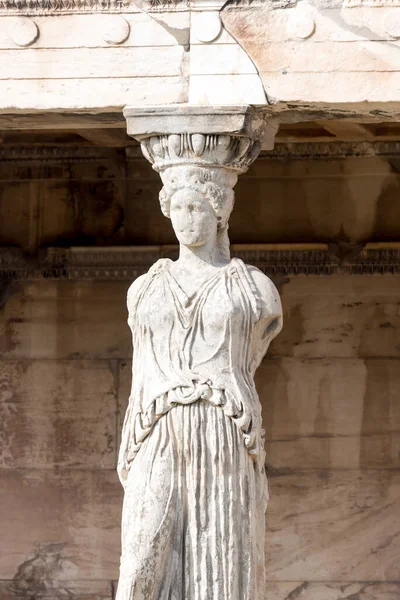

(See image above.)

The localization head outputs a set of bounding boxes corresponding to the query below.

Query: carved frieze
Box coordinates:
[0,141,399,164]
[1,245,399,280]
[0,0,188,14]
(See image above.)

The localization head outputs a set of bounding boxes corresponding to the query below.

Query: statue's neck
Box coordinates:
[178,237,228,271]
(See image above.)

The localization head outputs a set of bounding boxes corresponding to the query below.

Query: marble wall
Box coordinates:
[1,274,399,600]
[0,148,400,599]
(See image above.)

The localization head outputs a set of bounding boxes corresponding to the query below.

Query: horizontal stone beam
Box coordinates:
[0,243,400,281]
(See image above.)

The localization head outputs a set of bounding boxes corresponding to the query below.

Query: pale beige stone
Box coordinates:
[0,13,189,49]
[0,77,187,110]
[191,11,222,43]
[0,470,121,580]
[0,47,185,79]
[257,358,400,439]
[266,432,400,470]
[189,74,266,104]
[0,360,117,468]
[0,282,130,360]
[190,11,234,45]
[246,41,400,73]
[0,579,113,600]
[266,470,400,581]
[264,582,400,600]
[9,17,39,47]
[287,6,316,40]
[103,16,130,46]
[263,72,400,104]
[272,275,400,358]
[0,2,400,109]
[190,45,258,75]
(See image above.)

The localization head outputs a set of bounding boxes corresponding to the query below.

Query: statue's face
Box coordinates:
[170,189,217,247]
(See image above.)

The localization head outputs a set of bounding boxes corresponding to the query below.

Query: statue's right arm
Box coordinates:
[127,273,148,317]
[118,274,148,487]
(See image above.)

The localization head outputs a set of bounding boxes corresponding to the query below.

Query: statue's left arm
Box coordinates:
[248,267,283,374]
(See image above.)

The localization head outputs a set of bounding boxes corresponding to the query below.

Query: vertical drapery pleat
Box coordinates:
[116,402,267,600]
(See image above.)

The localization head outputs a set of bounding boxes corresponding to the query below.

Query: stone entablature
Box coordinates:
[1,0,400,112]
[2,244,400,281]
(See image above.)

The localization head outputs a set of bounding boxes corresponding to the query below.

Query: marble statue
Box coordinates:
[117,108,283,600]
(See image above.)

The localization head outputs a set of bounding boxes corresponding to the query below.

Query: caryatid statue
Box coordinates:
[117,107,283,600]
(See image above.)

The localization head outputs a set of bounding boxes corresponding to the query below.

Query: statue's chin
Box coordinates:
[177,235,207,248]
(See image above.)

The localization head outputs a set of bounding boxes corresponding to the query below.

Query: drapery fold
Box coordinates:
[116,402,268,600]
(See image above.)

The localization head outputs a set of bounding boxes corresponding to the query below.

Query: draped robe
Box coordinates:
[116,258,282,600]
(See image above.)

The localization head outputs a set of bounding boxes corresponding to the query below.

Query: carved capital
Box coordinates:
[123,105,276,173]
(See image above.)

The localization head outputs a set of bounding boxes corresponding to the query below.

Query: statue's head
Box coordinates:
[159,166,238,259]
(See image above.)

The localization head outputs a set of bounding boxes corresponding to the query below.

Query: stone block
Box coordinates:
[232,173,398,244]
[0,360,117,468]
[264,582,400,600]
[271,275,400,358]
[0,13,189,49]
[0,469,121,581]
[0,579,113,600]
[258,358,400,438]
[190,45,257,75]
[265,470,400,581]
[0,76,188,111]
[0,47,185,79]
[0,282,131,360]
[0,181,39,249]
[266,432,400,470]
[188,74,266,105]
[242,41,400,74]
[263,71,400,105]
[222,5,399,45]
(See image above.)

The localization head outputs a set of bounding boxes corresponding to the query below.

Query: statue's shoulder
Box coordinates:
[232,259,282,321]
[127,273,147,307]
[127,259,170,309]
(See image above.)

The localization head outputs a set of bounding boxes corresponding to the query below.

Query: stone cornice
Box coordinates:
[0,142,399,164]
[0,0,399,15]
[262,141,400,160]
[0,0,188,15]
[1,244,399,281]
[0,146,120,162]
[2,0,398,14]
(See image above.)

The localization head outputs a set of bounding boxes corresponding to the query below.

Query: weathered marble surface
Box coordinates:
[116,106,281,600]
[221,1,400,108]
[265,470,400,582]
[0,278,399,592]
[0,139,399,596]
[0,360,117,468]
[0,469,121,581]
[0,1,400,110]
[1,274,399,360]
[0,579,113,600]
[273,275,400,358]
[0,147,399,251]
[264,582,400,600]
[0,282,129,360]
